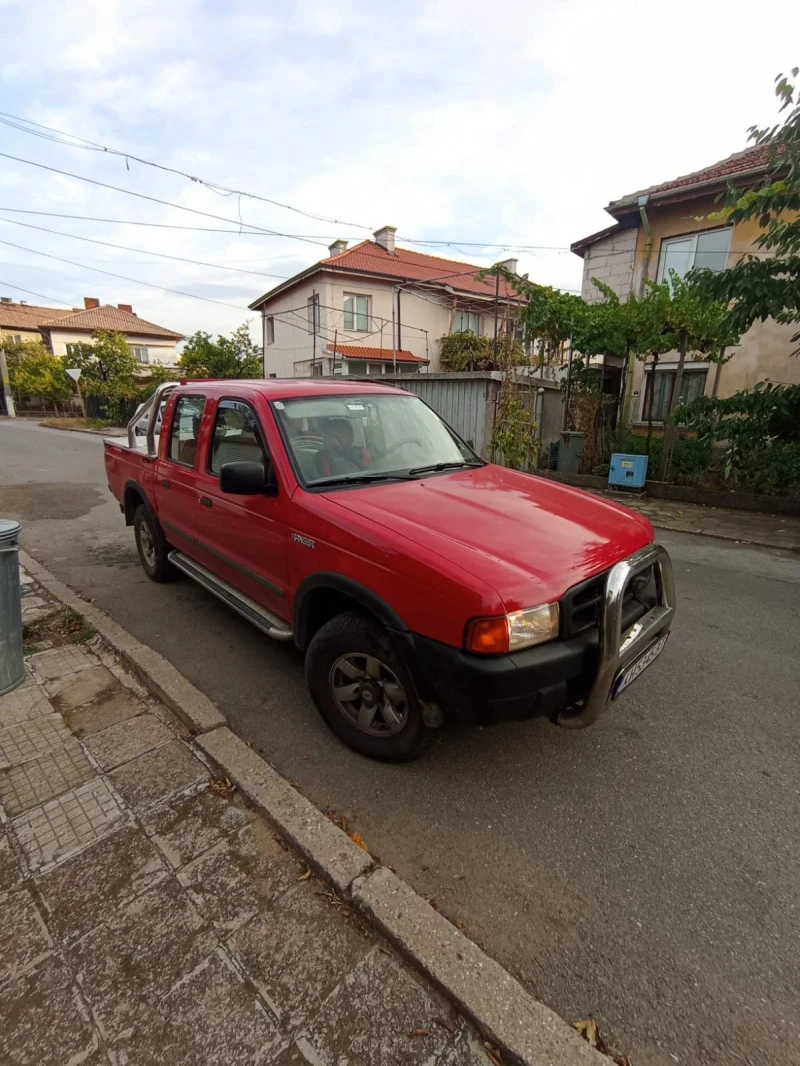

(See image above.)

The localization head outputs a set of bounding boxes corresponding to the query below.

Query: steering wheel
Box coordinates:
[385,438,424,455]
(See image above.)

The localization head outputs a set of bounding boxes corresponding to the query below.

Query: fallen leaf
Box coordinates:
[273,833,289,851]
[453,918,466,933]
[483,1042,503,1066]
[378,946,393,957]
[574,1019,631,1065]
[325,809,349,832]
[297,867,312,881]
[575,1020,599,1048]
[433,1017,457,1034]
[410,1029,430,1038]
[348,830,369,852]
[428,898,442,913]
[208,776,235,799]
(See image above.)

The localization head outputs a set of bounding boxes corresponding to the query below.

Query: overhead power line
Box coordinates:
[0,111,372,230]
[0,279,72,306]
[0,152,330,248]
[0,236,251,311]
[0,217,291,280]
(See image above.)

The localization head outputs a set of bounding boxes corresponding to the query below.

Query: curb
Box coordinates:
[19,549,604,1066]
[647,521,800,555]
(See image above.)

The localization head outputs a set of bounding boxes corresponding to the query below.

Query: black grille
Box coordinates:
[560,565,658,639]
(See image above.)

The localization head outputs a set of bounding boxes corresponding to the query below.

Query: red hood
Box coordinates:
[323,465,653,612]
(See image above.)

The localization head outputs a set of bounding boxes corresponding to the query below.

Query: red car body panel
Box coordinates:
[104,379,655,653]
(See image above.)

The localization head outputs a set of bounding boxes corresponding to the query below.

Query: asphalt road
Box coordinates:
[2,416,799,1066]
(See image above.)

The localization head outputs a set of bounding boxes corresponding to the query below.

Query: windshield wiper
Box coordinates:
[311,472,417,488]
[407,460,483,476]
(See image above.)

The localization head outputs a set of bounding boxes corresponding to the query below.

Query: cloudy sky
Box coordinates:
[1,0,798,343]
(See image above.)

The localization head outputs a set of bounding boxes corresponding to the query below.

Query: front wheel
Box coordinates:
[305,612,432,762]
[134,505,178,583]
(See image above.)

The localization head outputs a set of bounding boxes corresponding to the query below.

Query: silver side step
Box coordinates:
[168,551,294,642]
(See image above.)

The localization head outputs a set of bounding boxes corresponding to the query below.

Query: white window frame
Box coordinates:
[4,333,22,345]
[453,310,482,335]
[265,316,275,345]
[656,227,733,285]
[343,293,370,332]
[131,346,149,364]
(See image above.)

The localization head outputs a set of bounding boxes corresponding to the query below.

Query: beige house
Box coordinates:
[571,144,799,426]
[249,226,521,377]
[0,296,183,367]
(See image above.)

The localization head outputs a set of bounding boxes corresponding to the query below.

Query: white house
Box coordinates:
[249,226,521,377]
[0,296,183,367]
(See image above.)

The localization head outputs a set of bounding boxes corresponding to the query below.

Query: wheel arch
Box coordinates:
[293,574,408,652]
[123,479,153,526]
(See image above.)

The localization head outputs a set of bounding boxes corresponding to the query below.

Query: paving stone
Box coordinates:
[0,714,73,769]
[0,738,95,816]
[83,712,173,770]
[11,777,127,874]
[0,832,24,892]
[48,665,120,711]
[229,881,373,1033]
[141,788,254,869]
[22,600,56,625]
[110,950,279,1066]
[29,645,97,683]
[296,946,455,1066]
[70,876,216,1039]
[65,687,148,737]
[0,954,98,1066]
[0,887,54,984]
[178,820,301,934]
[0,684,55,727]
[36,823,167,944]
[109,739,206,812]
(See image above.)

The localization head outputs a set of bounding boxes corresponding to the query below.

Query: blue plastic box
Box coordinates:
[608,453,648,489]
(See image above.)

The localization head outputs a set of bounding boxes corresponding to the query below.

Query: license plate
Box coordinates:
[612,633,668,699]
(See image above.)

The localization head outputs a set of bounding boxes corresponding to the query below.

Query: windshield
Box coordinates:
[274,393,480,486]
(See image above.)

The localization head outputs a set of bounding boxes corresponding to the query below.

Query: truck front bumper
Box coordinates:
[400,543,676,727]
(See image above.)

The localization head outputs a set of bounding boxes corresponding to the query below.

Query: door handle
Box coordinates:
[161,479,170,489]
[199,496,213,509]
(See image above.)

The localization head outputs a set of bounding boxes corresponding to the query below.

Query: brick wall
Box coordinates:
[581,226,637,303]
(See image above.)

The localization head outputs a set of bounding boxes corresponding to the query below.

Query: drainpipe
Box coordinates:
[622,194,652,428]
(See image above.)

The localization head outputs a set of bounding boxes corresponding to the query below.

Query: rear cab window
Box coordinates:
[168,395,206,468]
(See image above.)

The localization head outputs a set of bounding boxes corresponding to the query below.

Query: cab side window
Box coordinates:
[168,396,206,467]
[209,400,268,475]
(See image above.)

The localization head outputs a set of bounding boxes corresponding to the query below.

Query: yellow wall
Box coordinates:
[0,327,42,344]
[626,194,800,420]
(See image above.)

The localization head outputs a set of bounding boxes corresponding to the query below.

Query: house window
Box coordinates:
[307,296,320,333]
[266,316,275,345]
[131,346,149,364]
[641,366,708,422]
[3,334,22,345]
[65,343,81,357]
[311,361,324,377]
[453,310,481,334]
[344,294,370,331]
[657,228,732,286]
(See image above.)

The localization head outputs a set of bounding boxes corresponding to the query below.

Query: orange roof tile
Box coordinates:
[326,343,426,364]
[611,144,772,208]
[38,304,183,339]
[320,240,520,300]
[0,301,73,331]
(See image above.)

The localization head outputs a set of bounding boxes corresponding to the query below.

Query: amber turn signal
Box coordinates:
[465,616,510,655]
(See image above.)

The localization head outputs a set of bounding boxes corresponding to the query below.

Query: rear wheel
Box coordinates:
[134,505,178,583]
[305,612,432,761]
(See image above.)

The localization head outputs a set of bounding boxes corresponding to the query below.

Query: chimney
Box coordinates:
[328,240,348,258]
[0,297,12,304]
[117,303,133,313]
[84,297,100,310]
[498,258,518,274]
[373,225,397,255]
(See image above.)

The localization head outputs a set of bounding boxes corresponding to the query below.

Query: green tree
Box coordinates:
[65,330,138,423]
[4,339,72,408]
[691,68,800,353]
[180,323,262,378]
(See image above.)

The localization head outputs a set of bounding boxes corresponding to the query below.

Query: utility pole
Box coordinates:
[493,269,500,359]
[0,344,16,417]
[395,287,401,374]
[331,328,338,376]
[310,289,318,376]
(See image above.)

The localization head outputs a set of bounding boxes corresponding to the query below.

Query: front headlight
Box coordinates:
[507,602,560,650]
[465,602,559,654]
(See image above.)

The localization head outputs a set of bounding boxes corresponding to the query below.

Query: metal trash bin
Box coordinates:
[0,519,25,696]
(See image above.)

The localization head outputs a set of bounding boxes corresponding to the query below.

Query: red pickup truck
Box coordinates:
[105,378,675,761]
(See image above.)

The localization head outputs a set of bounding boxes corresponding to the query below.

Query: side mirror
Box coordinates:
[220,461,277,497]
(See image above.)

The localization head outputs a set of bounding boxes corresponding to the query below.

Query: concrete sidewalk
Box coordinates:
[0,580,503,1066]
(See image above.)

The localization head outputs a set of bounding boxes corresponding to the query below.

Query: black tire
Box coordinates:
[305,612,432,762]
[134,505,178,583]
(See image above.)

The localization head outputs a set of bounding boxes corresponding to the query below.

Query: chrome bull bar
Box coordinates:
[557,542,675,729]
